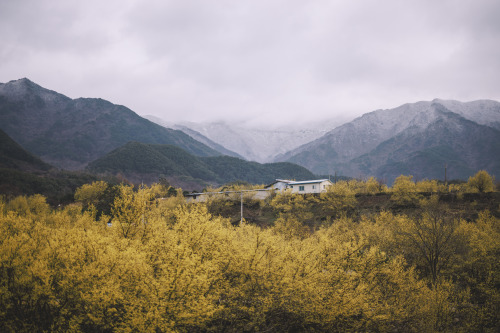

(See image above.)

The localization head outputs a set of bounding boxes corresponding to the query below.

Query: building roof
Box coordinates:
[265,179,332,188]
[288,179,331,185]
[264,179,292,188]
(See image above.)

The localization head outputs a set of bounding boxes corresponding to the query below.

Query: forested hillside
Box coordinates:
[87,141,316,188]
[1,171,498,332]
[0,128,52,172]
[0,129,112,204]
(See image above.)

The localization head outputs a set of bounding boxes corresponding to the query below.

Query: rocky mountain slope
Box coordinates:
[0,79,221,170]
[279,99,500,183]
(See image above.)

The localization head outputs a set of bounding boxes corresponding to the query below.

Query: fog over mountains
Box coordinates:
[1,78,499,185]
[146,117,342,163]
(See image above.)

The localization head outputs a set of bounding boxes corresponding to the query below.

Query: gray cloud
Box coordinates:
[1,0,499,127]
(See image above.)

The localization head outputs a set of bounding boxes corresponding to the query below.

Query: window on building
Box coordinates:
[312,185,316,189]
[299,186,305,191]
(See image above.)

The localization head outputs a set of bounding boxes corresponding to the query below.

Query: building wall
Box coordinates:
[289,181,332,194]
[289,183,318,194]
[319,181,332,192]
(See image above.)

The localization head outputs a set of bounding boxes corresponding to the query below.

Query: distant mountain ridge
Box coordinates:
[0,78,221,170]
[279,99,500,183]
[145,115,244,159]
[87,141,316,189]
[147,118,342,163]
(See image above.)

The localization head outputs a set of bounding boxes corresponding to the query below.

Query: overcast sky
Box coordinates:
[1,0,499,127]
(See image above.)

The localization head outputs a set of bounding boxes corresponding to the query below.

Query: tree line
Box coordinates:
[0,171,498,332]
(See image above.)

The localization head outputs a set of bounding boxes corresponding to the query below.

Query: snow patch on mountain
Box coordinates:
[434,99,500,129]
[0,78,70,104]
[146,117,345,163]
[279,99,500,166]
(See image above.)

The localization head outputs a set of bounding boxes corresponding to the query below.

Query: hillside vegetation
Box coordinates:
[0,128,52,172]
[0,171,498,332]
[86,141,316,188]
[0,128,124,205]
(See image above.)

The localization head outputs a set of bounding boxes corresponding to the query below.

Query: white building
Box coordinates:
[185,179,334,203]
[265,179,333,194]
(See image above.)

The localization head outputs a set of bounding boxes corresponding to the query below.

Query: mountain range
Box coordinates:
[0,78,221,170]
[0,78,318,189]
[1,78,499,186]
[149,99,500,184]
[277,99,500,183]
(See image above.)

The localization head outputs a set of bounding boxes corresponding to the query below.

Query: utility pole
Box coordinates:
[141,181,145,225]
[185,188,271,223]
[240,190,243,224]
